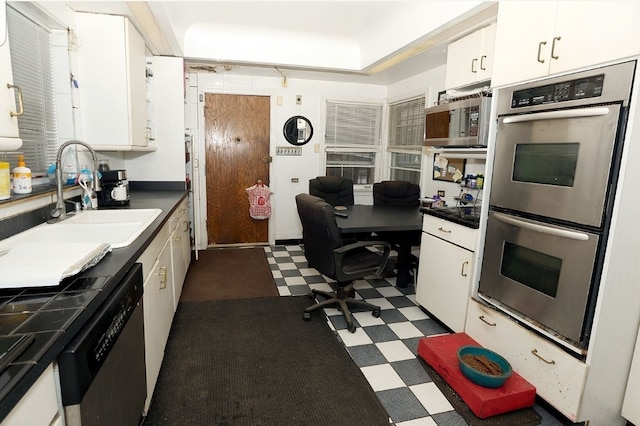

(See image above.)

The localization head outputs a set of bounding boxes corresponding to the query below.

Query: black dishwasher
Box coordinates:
[59,263,146,426]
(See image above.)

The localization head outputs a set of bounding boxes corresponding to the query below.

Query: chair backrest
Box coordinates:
[295,193,344,278]
[373,180,420,207]
[308,176,354,206]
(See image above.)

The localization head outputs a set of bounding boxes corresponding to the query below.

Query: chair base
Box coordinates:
[303,283,380,333]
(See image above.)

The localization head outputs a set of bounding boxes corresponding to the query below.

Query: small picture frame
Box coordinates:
[437,90,447,104]
[433,153,465,183]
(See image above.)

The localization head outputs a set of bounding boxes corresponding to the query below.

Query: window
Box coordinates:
[324,101,382,184]
[387,96,425,185]
[7,6,59,173]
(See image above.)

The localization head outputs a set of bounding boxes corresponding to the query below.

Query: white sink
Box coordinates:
[4,209,162,249]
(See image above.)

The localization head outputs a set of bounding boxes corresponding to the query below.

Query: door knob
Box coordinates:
[262,156,272,163]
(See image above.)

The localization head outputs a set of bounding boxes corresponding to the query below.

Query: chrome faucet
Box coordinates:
[51,140,102,220]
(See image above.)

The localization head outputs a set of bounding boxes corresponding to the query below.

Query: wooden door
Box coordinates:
[204,94,270,245]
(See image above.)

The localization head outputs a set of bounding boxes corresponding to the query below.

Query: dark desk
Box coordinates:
[335,205,423,287]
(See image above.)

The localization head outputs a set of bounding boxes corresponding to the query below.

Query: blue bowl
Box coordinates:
[457,346,512,388]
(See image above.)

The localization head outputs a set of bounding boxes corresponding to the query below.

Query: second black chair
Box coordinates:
[308,176,354,207]
[295,193,391,333]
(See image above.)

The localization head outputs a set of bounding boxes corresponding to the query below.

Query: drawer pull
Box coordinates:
[461,261,469,277]
[531,349,556,364]
[437,227,452,234]
[479,315,496,326]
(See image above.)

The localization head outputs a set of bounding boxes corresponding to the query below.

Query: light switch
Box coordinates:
[277,96,283,106]
[314,143,320,153]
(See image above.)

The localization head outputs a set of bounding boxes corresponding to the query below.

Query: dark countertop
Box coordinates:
[420,205,481,229]
[0,189,188,421]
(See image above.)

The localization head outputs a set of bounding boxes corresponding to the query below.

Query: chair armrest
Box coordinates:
[332,241,392,281]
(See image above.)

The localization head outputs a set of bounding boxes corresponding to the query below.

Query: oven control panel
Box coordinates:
[511,73,604,108]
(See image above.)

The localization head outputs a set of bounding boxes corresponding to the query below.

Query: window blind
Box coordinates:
[7,6,58,173]
[325,102,382,147]
[388,96,425,149]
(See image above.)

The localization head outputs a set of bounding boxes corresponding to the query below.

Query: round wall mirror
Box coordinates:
[283,116,313,146]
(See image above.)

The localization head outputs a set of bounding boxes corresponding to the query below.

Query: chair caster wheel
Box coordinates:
[347,323,356,333]
[372,308,381,318]
[303,312,311,321]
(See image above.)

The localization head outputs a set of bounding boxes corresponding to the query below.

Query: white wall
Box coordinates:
[185,71,389,246]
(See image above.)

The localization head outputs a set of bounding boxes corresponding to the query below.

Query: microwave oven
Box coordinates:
[423,93,492,148]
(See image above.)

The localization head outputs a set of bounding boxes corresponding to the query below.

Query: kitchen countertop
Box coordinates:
[0,189,188,422]
[421,205,481,229]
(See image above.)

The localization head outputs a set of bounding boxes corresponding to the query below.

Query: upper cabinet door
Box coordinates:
[75,12,147,150]
[491,1,557,87]
[445,24,497,90]
[492,1,640,88]
[0,38,22,151]
[550,1,640,75]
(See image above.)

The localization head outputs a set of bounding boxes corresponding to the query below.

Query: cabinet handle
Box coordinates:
[479,315,496,326]
[437,227,452,234]
[7,84,24,117]
[159,266,167,289]
[551,36,561,60]
[183,220,189,232]
[480,55,487,71]
[471,58,478,74]
[531,349,556,365]
[461,261,469,277]
[537,41,547,63]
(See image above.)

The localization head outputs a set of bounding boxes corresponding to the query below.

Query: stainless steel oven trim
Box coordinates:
[496,61,635,114]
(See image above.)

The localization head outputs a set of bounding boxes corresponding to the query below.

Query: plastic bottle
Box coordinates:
[0,162,10,200]
[12,155,32,194]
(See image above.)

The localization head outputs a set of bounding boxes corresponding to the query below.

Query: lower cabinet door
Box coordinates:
[416,233,473,332]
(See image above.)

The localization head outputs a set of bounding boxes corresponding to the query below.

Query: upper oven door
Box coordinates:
[490,104,622,227]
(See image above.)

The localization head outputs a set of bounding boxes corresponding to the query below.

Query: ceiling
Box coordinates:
[38,1,498,85]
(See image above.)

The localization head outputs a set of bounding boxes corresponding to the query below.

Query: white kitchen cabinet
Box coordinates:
[492,1,640,87]
[445,24,496,90]
[416,215,478,332]
[0,364,61,426]
[0,37,22,151]
[466,299,588,422]
[74,12,148,150]
[622,325,640,424]
[170,198,190,310]
[137,220,175,414]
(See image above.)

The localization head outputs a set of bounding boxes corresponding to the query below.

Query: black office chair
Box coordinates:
[372,180,422,282]
[295,193,391,333]
[308,176,354,207]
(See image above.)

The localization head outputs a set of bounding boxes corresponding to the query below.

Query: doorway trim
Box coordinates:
[192,85,277,251]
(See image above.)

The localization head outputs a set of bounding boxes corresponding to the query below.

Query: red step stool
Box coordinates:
[418,332,536,419]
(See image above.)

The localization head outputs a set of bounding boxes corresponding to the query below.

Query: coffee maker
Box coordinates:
[98,169,130,206]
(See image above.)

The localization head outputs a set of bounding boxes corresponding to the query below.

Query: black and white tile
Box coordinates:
[265,244,565,426]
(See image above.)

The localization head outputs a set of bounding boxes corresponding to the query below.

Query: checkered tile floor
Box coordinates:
[265,244,566,426]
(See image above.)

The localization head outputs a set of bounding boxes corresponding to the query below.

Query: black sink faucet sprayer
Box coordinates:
[51,140,102,220]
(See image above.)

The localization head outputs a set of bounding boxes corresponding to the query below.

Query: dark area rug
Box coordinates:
[142,296,390,426]
[420,358,542,426]
[180,247,278,301]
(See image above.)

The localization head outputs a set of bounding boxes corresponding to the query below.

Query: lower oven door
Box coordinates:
[479,210,600,344]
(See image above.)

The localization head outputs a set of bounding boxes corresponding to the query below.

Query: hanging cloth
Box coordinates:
[245,180,273,220]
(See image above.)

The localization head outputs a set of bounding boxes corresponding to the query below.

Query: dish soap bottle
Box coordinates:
[12,155,32,194]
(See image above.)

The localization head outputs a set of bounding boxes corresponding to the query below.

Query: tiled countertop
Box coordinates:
[0,189,188,422]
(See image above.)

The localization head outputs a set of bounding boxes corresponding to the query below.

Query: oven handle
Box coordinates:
[502,107,610,124]
[493,212,589,241]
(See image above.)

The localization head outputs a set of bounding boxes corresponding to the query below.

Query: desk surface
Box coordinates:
[335,205,423,233]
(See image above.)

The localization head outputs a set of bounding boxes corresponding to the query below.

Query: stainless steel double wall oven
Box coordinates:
[479,61,636,352]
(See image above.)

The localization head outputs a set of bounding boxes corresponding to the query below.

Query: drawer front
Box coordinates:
[422,215,477,250]
[137,221,171,282]
[465,300,587,421]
